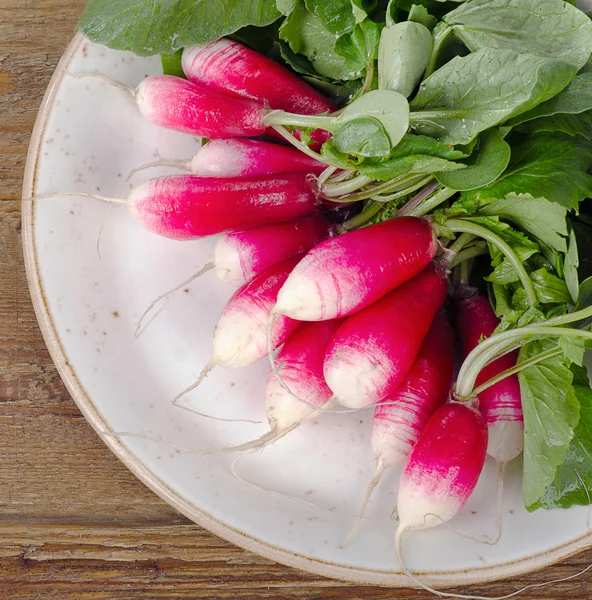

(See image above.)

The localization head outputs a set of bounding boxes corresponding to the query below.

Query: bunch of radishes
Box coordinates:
[77,39,528,580]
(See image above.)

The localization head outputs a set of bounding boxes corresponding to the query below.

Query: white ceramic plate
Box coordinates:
[23,33,592,588]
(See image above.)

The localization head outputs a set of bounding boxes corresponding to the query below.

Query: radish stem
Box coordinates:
[269,125,332,164]
[264,110,335,131]
[446,219,538,307]
[450,245,487,268]
[457,327,592,399]
[343,201,383,230]
[322,175,374,197]
[471,347,563,397]
[405,186,456,217]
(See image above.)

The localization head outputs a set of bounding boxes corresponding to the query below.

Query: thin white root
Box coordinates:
[103,411,316,456]
[423,513,499,546]
[135,262,215,337]
[341,460,388,548]
[66,70,137,98]
[172,360,217,404]
[135,300,170,339]
[26,191,126,205]
[172,397,263,425]
[492,461,505,546]
[395,525,592,599]
[122,158,192,189]
[96,205,116,260]
[220,416,314,454]
[230,454,323,510]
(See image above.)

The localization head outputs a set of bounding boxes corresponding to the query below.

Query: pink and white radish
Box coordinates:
[395,403,487,589]
[177,256,302,399]
[455,286,524,544]
[343,313,454,545]
[182,39,335,147]
[274,217,439,322]
[216,216,333,285]
[455,286,524,464]
[136,75,269,138]
[182,39,335,116]
[42,173,321,240]
[324,261,449,409]
[222,319,343,453]
[136,216,333,332]
[125,138,327,183]
[125,172,320,240]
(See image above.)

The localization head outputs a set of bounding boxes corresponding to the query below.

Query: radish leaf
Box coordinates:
[565,229,580,304]
[378,22,432,97]
[451,194,568,253]
[78,0,281,56]
[436,129,510,191]
[160,50,185,78]
[334,117,392,157]
[529,366,592,511]
[510,70,592,126]
[463,133,592,211]
[443,0,592,70]
[519,340,580,509]
[280,1,358,79]
[410,48,577,145]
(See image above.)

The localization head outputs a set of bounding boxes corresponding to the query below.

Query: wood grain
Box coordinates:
[1,1,592,598]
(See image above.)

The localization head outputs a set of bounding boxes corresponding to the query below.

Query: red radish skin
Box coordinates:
[182,39,334,115]
[177,256,302,400]
[136,75,267,138]
[128,173,321,240]
[216,216,333,286]
[224,320,343,454]
[455,286,524,463]
[324,262,449,409]
[275,217,439,322]
[343,313,454,546]
[192,139,327,178]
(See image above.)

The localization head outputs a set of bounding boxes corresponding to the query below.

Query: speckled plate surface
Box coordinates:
[22,32,592,588]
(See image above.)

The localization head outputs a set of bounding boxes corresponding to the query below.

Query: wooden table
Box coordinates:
[1,2,592,598]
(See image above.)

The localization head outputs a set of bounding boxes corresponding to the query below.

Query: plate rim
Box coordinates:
[21,30,592,589]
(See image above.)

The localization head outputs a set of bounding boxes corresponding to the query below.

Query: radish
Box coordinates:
[323,261,449,409]
[38,173,321,240]
[454,286,524,464]
[114,173,320,240]
[182,39,334,116]
[177,256,302,400]
[182,39,335,148]
[395,403,487,587]
[136,216,333,333]
[395,403,487,590]
[274,217,439,322]
[136,75,268,138]
[454,286,524,544]
[221,320,343,453]
[124,138,327,183]
[215,216,333,285]
[343,313,454,545]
